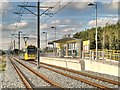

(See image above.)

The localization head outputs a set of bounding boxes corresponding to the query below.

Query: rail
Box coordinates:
[9,57,33,90]
[11,56,65,89]
[28,60,114,90]
[39,62,120,86]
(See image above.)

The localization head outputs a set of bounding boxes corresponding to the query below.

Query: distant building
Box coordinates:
[83,40,90,53]
[0,50,5,55]
[0,50,2,55]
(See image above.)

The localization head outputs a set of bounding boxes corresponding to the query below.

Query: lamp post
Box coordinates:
[88,3,98,60]
[51,26,57,57]
[13,40,15,50]
[51,26,56,40]
[18,31,22,50]
[43,32,47,52]
[23,37,29,47]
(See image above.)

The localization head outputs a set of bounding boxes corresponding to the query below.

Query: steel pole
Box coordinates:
[37,0,40,68]
[14,40,15,50]
[46,32,47,48]
[95,4,98,60]
[18,31,21,50]
[55,27,56,57]
[45,32,47,57]
[55,27,56,40]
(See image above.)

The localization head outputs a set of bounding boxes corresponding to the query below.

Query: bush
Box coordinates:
[0,63,6,71]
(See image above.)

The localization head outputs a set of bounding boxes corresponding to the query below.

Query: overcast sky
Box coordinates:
[0,0,119,50]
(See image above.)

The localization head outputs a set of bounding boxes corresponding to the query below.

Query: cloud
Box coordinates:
[40,19,83,31]
[40,0,95,13]
[51,20,61,25]
[40,23,50,30]
[43,0,95,2]
[67,0,95,10]
[62,27,75,32]
[88,17,118,27]
[11,21,29,29]
[1,21,29,30]
[51,19,82,26]
[51,19,72,25]
[0,38,11,50]
[40,0,119,15]
[110,2,118,9]
[112,0,119,2]
[0,0,10,14]
[103,0,119,10]
[51,19,83,33]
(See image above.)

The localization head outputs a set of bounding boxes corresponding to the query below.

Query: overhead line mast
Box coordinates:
[11,31,25,50]
[37,0,40,68]
[14,1,53,68]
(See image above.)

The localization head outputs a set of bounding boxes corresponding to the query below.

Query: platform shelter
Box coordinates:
[49,38,82,58]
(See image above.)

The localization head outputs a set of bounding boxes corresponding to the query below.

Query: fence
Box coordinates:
[41,49,120,61]
[83,50,120,61]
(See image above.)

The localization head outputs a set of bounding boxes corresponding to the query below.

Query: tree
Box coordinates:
[73,22,120,50]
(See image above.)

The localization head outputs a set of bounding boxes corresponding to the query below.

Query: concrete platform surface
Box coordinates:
[40,57,119,77]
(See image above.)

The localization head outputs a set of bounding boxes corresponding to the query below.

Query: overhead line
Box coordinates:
[40,1,61,22]
[18,5,37,8]
[12,2,27,40]
[15,1,73,45]
[22,6,37,16]
[41,1,73,25]
[27,1,73,38]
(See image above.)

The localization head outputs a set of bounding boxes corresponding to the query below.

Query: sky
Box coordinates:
[0,0,119,50]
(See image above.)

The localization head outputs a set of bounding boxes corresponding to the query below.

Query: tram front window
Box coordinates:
[27,46,37,54]
[27,49,35,54]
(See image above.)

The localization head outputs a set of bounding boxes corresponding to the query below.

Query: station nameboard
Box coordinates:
[83,40,90,53]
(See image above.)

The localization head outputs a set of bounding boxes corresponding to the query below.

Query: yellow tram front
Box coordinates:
[24,45,37,60]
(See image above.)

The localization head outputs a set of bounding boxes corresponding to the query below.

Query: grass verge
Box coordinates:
[0,63,6,71]
[0,56,6,71]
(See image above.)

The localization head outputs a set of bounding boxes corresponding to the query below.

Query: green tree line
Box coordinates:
[73,22,120,50]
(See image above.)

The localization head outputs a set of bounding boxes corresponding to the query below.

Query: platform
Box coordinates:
[40,57,120,77]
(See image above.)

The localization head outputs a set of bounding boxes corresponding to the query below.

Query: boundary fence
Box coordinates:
[83,50,120,61]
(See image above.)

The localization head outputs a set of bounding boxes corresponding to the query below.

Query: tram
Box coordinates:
[24,45,37,60]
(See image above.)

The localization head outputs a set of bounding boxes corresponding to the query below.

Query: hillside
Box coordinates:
[73,22,120,50]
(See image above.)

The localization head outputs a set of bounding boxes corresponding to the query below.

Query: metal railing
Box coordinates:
[41,50,120,62]
[83,50,120,61]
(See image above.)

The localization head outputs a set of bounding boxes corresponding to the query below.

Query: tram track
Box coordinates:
[9,57,33,90]
[39,62,120,86]
[30,61,115,90]
[11,56,116,90]
[9,57,65,89]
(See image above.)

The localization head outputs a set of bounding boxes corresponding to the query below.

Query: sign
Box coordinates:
[83,40,90,53]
